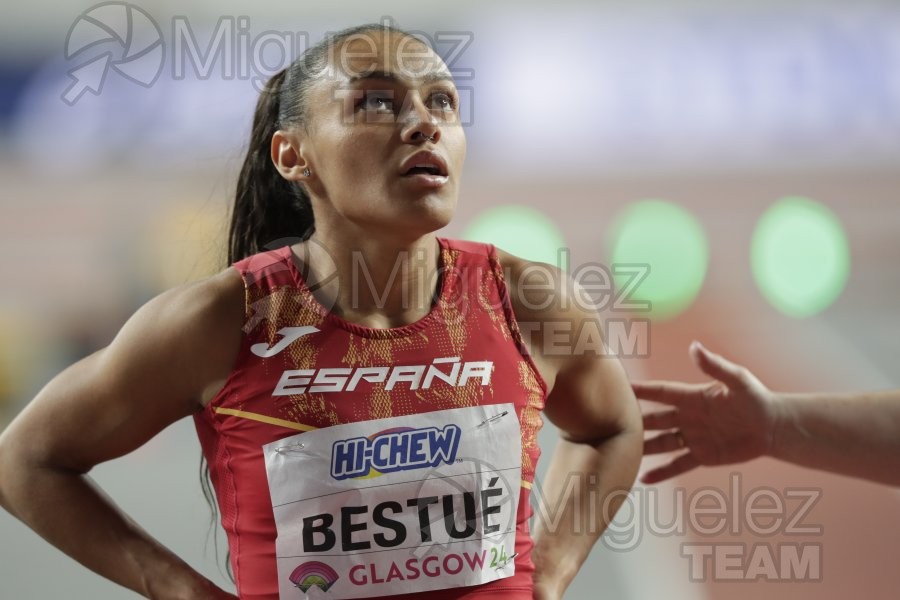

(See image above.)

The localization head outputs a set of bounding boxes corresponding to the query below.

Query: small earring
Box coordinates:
[302,168,311,177]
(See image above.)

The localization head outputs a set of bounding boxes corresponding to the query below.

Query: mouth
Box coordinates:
[403,165,445,176]
[399,151,450,190]
[400,151,450,178]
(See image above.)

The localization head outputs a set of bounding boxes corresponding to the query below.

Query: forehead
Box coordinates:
[330,30,451,85]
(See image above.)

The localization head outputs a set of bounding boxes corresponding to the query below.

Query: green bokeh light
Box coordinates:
[609,200,709,320]
[462,205,567,267]
[751,197,850,318]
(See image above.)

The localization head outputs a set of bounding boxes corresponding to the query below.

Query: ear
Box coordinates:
[271,129,310,181]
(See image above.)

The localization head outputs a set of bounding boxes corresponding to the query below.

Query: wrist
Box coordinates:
[142,560,216,600]
[761,391,791,459]
[531,550,576,600]
[532,577,564,600]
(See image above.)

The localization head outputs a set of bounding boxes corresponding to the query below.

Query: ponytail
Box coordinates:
[227,68,315,265]
[211,69,317,581]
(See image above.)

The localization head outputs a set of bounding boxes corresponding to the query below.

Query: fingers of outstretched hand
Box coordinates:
[640,451,699,484]
[643,430,687,455]
[689,341,747,389]
[642,409,679,431]
[631,380,705,405]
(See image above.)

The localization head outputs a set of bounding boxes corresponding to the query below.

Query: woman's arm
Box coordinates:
[0,268,245,599]
[637,341,900,486]
[530,355,642,600]
[499,252,643,600]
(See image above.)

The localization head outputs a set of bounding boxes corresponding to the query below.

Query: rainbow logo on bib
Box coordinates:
[289,561,339,592]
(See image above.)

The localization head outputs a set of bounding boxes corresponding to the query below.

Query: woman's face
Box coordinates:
[296,31,466,242]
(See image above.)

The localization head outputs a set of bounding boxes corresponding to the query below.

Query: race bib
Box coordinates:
[263,404,522,599]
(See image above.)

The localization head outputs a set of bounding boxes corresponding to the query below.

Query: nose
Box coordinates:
[400,95,441,144]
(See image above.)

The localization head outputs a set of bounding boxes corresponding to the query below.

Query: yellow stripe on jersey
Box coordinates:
[214,407,318,432]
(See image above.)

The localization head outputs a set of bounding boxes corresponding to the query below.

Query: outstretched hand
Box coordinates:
[634,342,778,484]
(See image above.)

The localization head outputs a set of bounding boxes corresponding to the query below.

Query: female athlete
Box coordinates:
[0,23,641,600]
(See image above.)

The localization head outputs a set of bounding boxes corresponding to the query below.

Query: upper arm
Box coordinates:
[0,267,245,473]
[543,347,639,444]
[497,249,641,444]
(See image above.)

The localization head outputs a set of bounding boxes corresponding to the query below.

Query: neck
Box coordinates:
[296,231,441,328]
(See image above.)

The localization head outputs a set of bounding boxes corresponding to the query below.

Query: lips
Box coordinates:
[399,151,449,177]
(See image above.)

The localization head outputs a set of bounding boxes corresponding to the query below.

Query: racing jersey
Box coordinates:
[193,237,548,599]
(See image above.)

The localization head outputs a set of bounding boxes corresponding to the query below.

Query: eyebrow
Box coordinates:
[347,69,455,86]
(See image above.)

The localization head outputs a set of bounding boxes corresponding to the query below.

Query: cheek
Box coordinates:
[322,139,383,186]
[448,132,467,170]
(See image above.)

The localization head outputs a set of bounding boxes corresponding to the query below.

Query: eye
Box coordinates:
[430,91,456,111]
[360,91,394,113]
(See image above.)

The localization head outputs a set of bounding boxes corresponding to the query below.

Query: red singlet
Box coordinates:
[194,238,548,599]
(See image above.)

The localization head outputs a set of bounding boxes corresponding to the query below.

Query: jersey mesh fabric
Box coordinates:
[193,237,549,599]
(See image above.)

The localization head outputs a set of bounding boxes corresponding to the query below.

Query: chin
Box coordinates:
[417,195,456,227]
[391,198,456,239]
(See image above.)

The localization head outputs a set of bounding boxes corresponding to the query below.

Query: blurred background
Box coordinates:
[1,0,899,598]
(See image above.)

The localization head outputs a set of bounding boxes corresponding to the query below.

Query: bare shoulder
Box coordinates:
[106,266,246,407]
[0,267,246,473]
[130,268,244,344]
[494,247,636,440]
[493,246,603,360]
[88,265,247,415]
